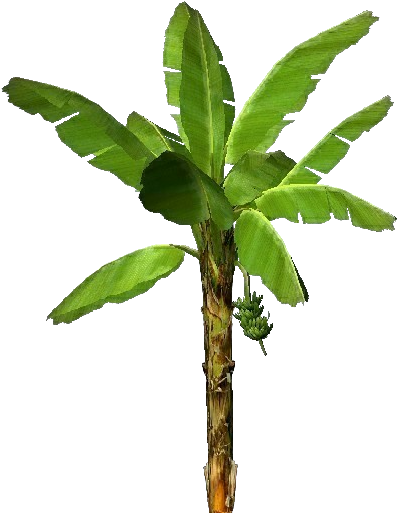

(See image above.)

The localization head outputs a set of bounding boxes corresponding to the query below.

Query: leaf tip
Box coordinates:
[46,313,56,325]
[359,10,379,24]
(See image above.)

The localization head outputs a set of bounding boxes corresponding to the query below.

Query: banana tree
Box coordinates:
[2,3,395,512]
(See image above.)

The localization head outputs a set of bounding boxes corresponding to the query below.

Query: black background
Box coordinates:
[1,2,396,512]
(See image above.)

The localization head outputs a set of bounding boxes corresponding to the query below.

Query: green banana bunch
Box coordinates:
[232,291,273,356]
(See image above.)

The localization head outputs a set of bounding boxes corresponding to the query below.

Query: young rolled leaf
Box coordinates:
[280,96,393,186]
[139,151,234,229]
[254,184,396,232]
[2,77,153,190]
[225,11,379,165]
[223,150,299,206]
[235,209,306,306]
[47,245,185,325]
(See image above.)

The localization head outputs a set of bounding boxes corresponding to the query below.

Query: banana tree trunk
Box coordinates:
[199,219,238,513]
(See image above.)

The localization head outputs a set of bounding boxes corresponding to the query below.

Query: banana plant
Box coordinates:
[3,3,395,512]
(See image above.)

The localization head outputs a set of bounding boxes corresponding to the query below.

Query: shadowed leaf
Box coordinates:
[139,151,234,229]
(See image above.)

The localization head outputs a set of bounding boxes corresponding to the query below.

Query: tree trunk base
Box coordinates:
[204,458,238,512]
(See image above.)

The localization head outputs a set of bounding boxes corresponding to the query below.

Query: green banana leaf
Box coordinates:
[47,245,185,325]
[281,96,393,185]
[225,11,379,165]
[2,77,153,190]
[2,77,191,192]
[235,209,307,306]
[180,9,225,180]
[254,184,396,232]
[163,2,235,181]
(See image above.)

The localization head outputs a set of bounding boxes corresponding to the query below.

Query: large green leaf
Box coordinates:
[139,151,234,229]
[223,150,299,206]
[2,77,153,190]
[179,8,225,180]
[280,96,393,186]
[163,2,235,181]
[165,79,235,155]
[225,11,379,165]
[164,3,235,105]
[235,209,306,306]
[47,245,185,325]
[254,184,396,232]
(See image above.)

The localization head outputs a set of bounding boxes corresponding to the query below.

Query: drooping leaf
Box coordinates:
[2,77,153,190]
[225,11,379,165]
[235,209,306,306]
[254,184,396,232]
[47,245,185,325]
[90,112,191,191]
[281,96,393,185]
[223,150,298,206]
[139,151,234,229]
